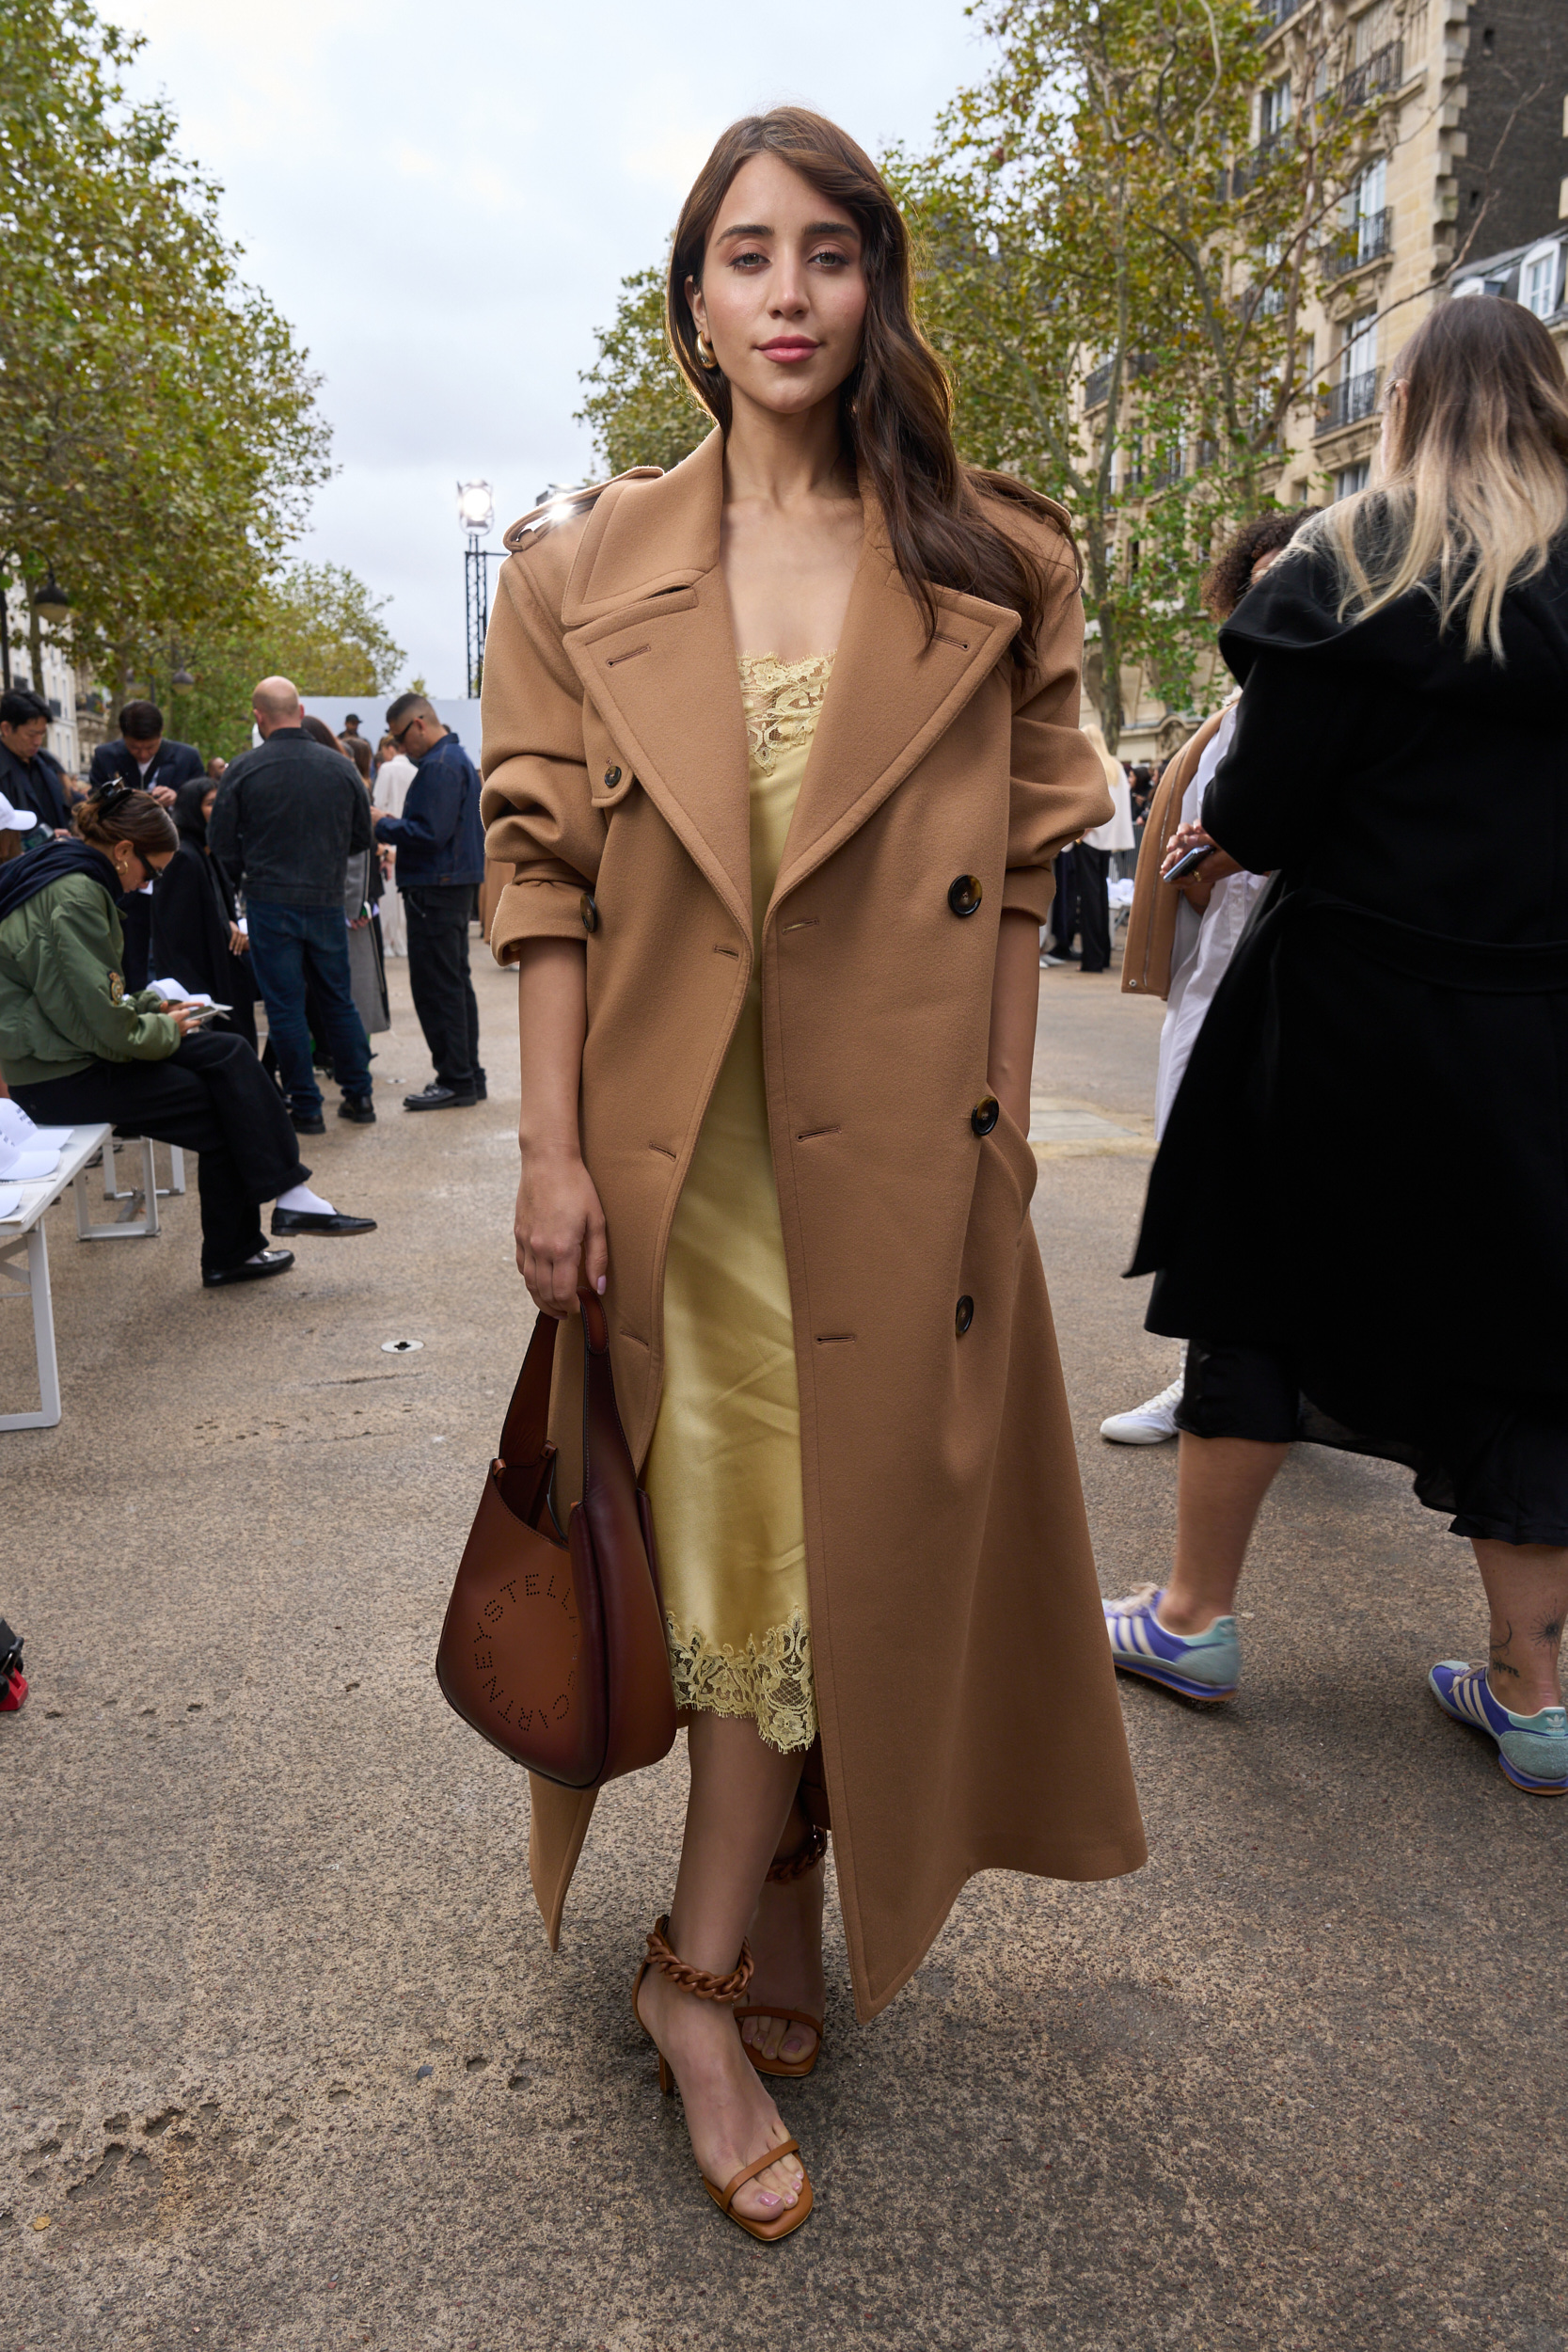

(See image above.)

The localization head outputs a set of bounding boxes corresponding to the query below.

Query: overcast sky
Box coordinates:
[113,0,988,696]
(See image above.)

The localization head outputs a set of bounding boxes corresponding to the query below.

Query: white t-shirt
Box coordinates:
[1153,701,1268,1138]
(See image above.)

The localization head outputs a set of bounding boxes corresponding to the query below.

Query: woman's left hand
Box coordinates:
[1162,822,1241,885]
[229,924,249,955]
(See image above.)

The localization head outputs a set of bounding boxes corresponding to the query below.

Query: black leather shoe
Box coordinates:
[404,1085,478,1111]
[202,1248,294,1289]
[291,1111,326,1135]
[270,1207,377,1237]
[338,1095,376,1124]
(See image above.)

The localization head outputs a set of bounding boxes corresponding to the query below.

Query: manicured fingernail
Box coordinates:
[759,2191,780,2207]
[596,1277,606,1294]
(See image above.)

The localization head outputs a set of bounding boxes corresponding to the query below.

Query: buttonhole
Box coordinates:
[713,943,740,958]
[796,1126,840,1141]
[815,1333,856,1345]
[648,1143,676,1159]
[605,644,651,667]
[934,631,972,651]
[782,918,819,932]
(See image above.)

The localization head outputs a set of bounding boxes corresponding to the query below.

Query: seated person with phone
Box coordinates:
[0,786,376,1288]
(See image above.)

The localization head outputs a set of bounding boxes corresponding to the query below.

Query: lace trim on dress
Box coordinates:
[665,1608,818,1755]
[736,652,836,774]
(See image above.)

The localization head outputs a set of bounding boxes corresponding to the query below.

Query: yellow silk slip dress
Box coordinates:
[641,652,834,1755]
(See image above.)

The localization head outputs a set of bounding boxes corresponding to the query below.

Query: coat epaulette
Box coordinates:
[502,468,664,554]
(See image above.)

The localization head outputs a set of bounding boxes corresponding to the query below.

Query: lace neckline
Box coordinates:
[736,652,835,774]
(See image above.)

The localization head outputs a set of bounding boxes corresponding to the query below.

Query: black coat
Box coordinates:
[208,727,372,908]
[1131,538,1568,1431]
[88,737,205,798]
[0,739,68,833]
[149,789,259,1049]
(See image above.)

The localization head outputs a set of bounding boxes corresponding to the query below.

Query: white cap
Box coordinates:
[0,791,40,834]
[0,1136,58,1182]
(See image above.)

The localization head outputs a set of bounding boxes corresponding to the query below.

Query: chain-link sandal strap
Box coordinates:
[765,1823,828,1883]
[643,1913,754,2001]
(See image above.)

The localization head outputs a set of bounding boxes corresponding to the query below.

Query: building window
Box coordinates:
[1259,76,1292,140]
[1520,241,1562,320]
[1335,461,1370,501]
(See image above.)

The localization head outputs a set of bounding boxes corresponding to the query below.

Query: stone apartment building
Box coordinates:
[1115,0,1568,761]
[1,581,90,777]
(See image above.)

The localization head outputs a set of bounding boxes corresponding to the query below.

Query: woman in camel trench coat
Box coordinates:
[479,108,1144,2240]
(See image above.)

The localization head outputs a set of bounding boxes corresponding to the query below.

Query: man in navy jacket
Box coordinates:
[88,700,204,808]
[374,695,486,1110]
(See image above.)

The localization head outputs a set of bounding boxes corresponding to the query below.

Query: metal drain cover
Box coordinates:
[381,1338,424,1354]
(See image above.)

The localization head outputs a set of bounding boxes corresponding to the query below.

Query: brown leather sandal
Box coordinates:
[631,1915,814,2243]
[736,1825,828,2081]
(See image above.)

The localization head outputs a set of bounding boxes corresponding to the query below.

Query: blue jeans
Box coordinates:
[245,900,372,1118]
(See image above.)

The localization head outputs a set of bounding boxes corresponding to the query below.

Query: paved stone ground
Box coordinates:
[4,946,1564,2352]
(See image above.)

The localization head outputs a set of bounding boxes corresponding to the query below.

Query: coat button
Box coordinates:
[955,1295,974,1336]
[948,873,983,918]
[603,765,622,789]
[579,891,598,933]
[971,1095,999,1136]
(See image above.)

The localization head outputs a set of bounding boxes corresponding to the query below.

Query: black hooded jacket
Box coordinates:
[1131,534,1568,1422]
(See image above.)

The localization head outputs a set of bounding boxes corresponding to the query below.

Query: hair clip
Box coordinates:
[91,781,135,814]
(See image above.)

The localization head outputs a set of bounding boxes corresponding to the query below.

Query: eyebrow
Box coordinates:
[715,219,860,241]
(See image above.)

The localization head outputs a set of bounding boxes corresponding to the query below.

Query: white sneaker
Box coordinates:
[1100,1373,1183,1445]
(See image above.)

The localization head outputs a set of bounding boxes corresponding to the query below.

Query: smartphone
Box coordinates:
[181,1003,231,1025]
[1164,840,1218,883]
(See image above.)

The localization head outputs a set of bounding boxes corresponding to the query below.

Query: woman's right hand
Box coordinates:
[167,1002,204,1035]
[514,1148,609,1316]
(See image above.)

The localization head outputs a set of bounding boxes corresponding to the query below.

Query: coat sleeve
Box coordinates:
[479,552,606,966]
[377,759,454,853]
[1004,546,1113,923]
[37,885,182,1062]
[1203,650,1349,872]
[206,775,242,876]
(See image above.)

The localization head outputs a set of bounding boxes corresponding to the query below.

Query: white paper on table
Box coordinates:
[0,1185,21,1221]
[146,979,216,1006]
[21,1127,73,1150]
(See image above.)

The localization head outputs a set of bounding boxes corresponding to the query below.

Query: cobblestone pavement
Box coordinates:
[4,950,1564,2352]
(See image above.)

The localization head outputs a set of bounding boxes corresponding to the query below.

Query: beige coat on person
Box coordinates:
[479,430,1146,2022]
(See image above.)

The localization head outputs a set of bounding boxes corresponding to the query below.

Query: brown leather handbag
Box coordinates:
[436,1291,676,1788]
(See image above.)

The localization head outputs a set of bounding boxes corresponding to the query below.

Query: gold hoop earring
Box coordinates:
[696,333,719,372]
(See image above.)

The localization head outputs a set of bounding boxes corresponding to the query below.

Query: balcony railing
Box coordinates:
[1316,366,1381,437]
[1084,352,1152,409]
[1227,124,1293,198]
[1338,40,1403,110]
[1322,205,1394,278]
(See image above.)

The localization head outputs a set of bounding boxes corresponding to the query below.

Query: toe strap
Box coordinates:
[734,2007,823,2037]
[713,2137,800,2213]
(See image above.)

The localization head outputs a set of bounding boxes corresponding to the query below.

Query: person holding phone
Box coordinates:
[0,786,375,1287]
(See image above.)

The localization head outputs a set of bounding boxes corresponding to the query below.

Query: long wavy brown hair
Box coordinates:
[667,108,1064,660]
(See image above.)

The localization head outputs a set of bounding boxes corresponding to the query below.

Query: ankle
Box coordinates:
[1155,1589,1232,1638]
[1485,1667,1563,1719]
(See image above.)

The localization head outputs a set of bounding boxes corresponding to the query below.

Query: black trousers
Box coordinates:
[403,884,483,1094]
[1077,843,1112,972]
[11,1030,308,1276]
[1048,847,1079,956]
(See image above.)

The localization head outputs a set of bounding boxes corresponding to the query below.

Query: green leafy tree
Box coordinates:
[894,0,1414,745]
[576,265,710,477]
[0,0,333,695]
[153,564,408,765]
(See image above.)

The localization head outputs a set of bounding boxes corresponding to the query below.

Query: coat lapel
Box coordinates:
[556,433,1020,934]
[560,433,752,934]
[771,495,1018,918]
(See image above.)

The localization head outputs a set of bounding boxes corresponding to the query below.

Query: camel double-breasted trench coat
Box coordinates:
[479,430,1146,2021]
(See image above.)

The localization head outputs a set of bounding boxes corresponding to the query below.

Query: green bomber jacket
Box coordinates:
[0,870,181,1086]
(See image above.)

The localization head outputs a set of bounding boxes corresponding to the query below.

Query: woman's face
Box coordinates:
[109,842,175,891]
[688,152,867,421]
[201,787,218,827]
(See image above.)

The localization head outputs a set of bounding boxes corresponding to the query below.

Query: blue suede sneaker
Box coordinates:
[1102,1584,1240,1701]
[1428,1662,1568,1795]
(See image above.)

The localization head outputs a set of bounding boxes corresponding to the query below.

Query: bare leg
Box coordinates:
[738,1794,827,2068]
[1157,1434,1290,1635]
[1473,1540,1568,1713]
[635,1714,806,2224]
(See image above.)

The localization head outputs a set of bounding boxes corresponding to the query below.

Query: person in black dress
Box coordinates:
[150,781,261,1051]
[1104,294,1568,1797]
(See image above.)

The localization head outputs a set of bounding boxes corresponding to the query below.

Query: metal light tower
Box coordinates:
[458,479,497,699]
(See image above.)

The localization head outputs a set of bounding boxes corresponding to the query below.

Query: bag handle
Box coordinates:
[495,1290,641,1534]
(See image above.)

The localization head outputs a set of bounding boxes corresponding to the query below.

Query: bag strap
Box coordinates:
[497,1307,559,1475]
[578,1286,640,1510]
